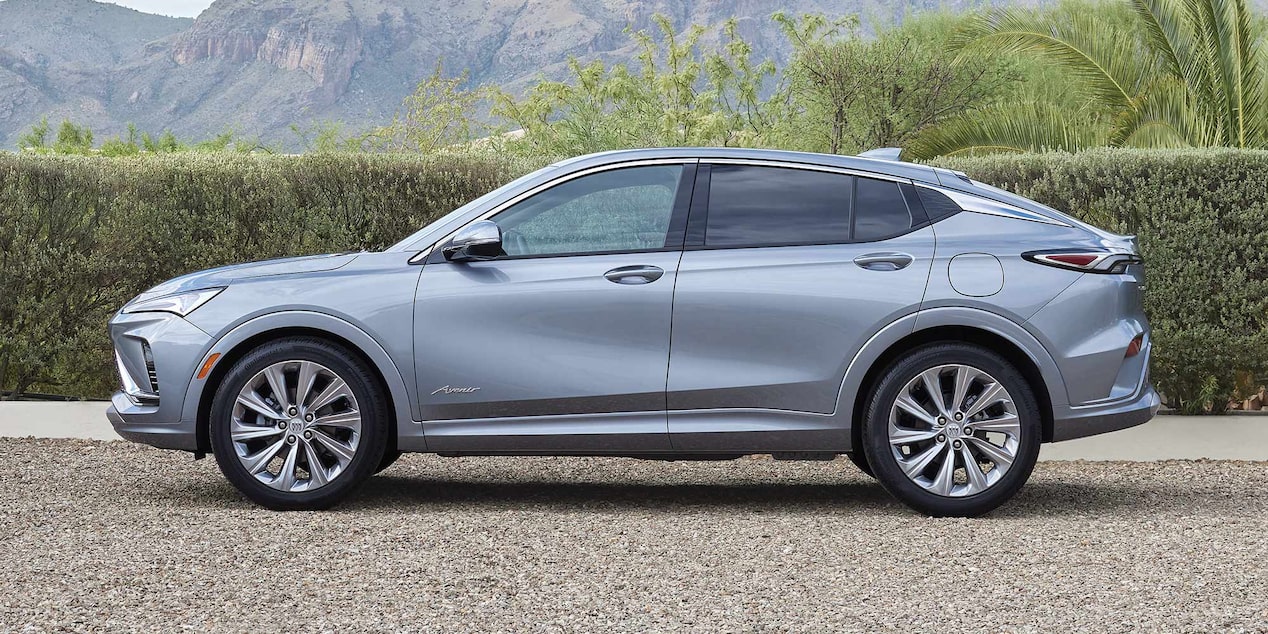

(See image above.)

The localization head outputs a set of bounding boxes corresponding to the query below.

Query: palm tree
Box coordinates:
[906,0,1267,158]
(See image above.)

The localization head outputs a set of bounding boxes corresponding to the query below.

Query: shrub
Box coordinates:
[938,149,1268,414]
[0,152,541,398]
[1,149,1263,414]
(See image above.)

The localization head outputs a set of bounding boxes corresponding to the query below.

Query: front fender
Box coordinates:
[179,310,420,451]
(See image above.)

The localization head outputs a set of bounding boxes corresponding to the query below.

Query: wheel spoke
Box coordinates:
[295,361,320,410]
[894,392,937,426]
[898,440,946,478]
[928,445,956,496]
[263,365,291,410]
[314,409,361,432]
[964,381,1007,419]
[951,365,978,414]
[242,437,287,475]
[271,442,300,491]
[311,429,356,465]
[237,389,284,420]
[960,444,989,494]
[967,436,1015,470]
[919,368,951,417]
[309,376,351,412]
[304,441,329,488]
[888,425,940,445]
[231,419,283,442]
[970,413,1021,436]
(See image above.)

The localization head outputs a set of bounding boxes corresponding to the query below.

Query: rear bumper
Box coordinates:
[106,391,199,451]
[1050,384,1160,442]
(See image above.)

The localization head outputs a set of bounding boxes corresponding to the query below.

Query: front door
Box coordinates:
[415,162,694,452]
[667,163,935,451]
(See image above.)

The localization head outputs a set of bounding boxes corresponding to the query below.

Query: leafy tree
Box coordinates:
[18,118,50,150]
[492,15,776,155]
[368,65,493,153]
[911,0,1268,157]
[774,11,1021,155]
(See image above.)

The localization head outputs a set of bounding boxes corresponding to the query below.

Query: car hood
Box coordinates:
[130,253,360,303]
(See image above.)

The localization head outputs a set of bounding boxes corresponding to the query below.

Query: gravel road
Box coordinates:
[1,438,1266,633]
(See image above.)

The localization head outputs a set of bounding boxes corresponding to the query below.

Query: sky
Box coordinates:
[98,0,213,18]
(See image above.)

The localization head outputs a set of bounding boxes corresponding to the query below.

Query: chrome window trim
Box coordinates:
[705,158,913,184]
[409,158,698,264]
[919,184,1070,227]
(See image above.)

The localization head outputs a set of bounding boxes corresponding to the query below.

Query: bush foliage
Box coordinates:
[939,149,1268,413]
[2,149,1263,414]
[0,152,539,398]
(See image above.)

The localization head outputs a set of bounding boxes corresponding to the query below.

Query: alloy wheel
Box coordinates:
[229,360,362,492]
[887,364,1021,497]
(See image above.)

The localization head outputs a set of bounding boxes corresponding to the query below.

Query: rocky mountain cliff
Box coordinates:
[0,0,1011,148]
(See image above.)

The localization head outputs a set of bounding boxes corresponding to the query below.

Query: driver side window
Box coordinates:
[491,165,684,257]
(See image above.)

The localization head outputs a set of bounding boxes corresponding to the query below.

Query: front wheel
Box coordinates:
[863,343,1041,517]
[209,337,389,510]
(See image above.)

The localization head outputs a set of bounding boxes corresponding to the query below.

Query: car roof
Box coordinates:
[551,147,948,185]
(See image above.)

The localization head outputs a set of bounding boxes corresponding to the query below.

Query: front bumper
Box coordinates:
[1050,384,1161,442]
[107,392,199,450]
[106,310,211,451]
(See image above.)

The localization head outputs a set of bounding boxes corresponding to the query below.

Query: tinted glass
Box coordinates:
[492,165,683,256]
[916,186,963,221]
[854,176,915,241]
[704,165,852,247]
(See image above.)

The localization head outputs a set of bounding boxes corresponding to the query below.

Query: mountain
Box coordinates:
[0,0,1013,148]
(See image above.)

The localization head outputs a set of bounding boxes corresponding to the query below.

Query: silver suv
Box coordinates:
[107,148,1158,516]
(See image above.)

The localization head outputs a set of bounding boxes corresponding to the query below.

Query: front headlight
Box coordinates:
[123,287,224,317]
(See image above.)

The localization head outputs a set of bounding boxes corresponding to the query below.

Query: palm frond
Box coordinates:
[1114,77,1215,146]
[954,7,1160,111]
[904,102,1107,159]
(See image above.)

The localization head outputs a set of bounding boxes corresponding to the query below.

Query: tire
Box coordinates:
[863,343,1041,517]
[845,450,874,478]
[375,450,403,474]
[210,337,389,511]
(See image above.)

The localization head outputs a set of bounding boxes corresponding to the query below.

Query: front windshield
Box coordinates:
[387,164,560,252]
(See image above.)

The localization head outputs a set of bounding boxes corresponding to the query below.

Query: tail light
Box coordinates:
[1023,249,1142,274]
[1125,333,1144,358]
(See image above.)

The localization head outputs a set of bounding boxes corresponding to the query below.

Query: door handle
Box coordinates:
[854,252,915,271]
[604,265,665,284]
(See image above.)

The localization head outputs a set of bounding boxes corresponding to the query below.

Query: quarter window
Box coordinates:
[704,165,853,247]
[854,176,917,242]
[491,165,684,257]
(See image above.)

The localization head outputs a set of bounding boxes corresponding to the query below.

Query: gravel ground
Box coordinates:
[1,439,1266,633]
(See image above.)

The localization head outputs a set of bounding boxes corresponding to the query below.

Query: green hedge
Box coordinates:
[938,149,1268,414]
[0,153,540,399]
[2,149,1264,413]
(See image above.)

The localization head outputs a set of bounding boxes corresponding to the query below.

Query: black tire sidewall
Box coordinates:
[863,343,1041,517]
[210,338,389,511]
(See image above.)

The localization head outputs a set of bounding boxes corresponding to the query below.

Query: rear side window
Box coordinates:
[704,165,852,247]
[853,176,916,242]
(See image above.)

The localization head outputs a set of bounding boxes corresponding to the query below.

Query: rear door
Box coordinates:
[667,162,935,451]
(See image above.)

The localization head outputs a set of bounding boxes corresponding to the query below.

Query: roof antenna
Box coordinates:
[858,147,903,161]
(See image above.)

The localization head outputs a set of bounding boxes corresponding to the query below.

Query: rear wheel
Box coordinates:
[210,338,388,510]
[863,343,1040,517]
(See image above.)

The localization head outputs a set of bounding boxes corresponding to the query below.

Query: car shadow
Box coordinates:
[331,474,1165,518]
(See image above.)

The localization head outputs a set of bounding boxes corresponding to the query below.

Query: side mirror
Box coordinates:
[443,220,502,261]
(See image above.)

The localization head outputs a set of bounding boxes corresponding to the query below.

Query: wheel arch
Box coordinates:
[184,312,414,454]
[840,309,1066,451]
